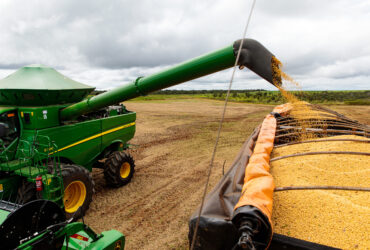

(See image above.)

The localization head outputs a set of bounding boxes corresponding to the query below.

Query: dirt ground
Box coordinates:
[323,104,370,125]
[84,99,369,250]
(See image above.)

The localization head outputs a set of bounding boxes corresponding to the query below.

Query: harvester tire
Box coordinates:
[104,151,135,187]
[61,164,95,219]
[17,179,37,204]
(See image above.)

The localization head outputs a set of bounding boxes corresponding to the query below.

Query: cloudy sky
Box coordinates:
[0,0,369,91]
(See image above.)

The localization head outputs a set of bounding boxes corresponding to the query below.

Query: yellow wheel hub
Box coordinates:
[63,180,86,213]
[120,162,131,179]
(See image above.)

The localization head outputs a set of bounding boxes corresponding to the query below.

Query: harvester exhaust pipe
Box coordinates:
[60,39,281,121]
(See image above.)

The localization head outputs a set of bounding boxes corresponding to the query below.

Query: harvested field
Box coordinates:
[84,98,369,249]
[324,104,370,125]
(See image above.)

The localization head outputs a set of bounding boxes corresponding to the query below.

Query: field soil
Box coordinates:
[84,99,369,249]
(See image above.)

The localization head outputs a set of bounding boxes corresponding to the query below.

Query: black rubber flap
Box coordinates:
[0,199,66,249]
[233,39,281,86]
[189,216,238,250]
[188,128,261,249]
[269,234,340,250]
[232,205,272,249]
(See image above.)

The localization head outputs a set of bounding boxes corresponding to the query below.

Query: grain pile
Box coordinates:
[271,135,370,249]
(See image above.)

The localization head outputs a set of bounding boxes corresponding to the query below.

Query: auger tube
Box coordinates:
[60,39,280,121]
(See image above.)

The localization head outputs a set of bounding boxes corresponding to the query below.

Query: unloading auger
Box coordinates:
[60,39,281,120]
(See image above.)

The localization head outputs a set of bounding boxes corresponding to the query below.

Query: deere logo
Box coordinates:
[114,240,122,250]
[44,147,53,152]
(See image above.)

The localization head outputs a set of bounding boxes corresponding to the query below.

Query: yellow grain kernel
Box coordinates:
[271,135,370,249]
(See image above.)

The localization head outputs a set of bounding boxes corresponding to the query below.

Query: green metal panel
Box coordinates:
[0,159,30,171]
[33,120,102,167]
[59,223,125,250]
[84,231,125,250]
[61,230,125,250]
[0,65,95,106]
[19,106,62,130]
[63,230,93,249]
[101,113,136,151]
[61,138,101,169]
[31,112,135,168]
[16,220,124,250]
[0,107,135,169]
[14,166,47,178]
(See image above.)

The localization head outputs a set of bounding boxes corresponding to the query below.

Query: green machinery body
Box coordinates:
[17,220,125,250]
[0,39,279,218]
[0,102,136,209]
[0,199,125,249]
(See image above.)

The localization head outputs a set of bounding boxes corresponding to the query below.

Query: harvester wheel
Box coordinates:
[104,151,135,187]
[61,164,95,219]
[17,179,37,204]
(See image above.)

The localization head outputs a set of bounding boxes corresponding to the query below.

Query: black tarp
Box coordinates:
[188,117,343,250]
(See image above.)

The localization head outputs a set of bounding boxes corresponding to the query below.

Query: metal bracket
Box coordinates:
[134,77,146,96]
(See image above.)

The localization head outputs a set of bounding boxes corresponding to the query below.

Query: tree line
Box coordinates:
[151,90,370,105]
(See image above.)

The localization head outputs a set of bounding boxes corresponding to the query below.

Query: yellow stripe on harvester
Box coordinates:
[53,122,135,154]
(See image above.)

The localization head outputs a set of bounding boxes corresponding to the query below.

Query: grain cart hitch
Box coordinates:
[232,211,269,250]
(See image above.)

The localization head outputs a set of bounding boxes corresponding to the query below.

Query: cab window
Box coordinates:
[0,111,20,147]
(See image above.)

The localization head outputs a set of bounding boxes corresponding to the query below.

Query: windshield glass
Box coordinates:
[0,111,19,147]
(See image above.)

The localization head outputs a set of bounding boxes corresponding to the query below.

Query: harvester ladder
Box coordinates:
[32,134,64,207]
[15,134,64,207]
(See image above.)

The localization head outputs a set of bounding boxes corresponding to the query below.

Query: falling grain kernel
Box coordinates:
[271,57,327,141]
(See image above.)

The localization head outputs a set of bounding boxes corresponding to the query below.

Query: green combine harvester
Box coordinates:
[0,38,280,248]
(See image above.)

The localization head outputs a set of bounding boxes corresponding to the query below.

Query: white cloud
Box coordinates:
[0,0,369,91]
